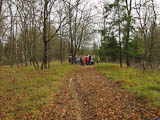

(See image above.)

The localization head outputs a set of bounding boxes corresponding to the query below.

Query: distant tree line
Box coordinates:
[0,0,94,69]
[99,0,160,72]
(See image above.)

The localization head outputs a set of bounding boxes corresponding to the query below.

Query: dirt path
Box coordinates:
[43,66,160,120]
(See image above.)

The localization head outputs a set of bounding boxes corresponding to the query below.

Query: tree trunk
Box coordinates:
[117,1,122,68]
[119,42,122,68]
[41,0,48,69]
[0,0,2,17]
[143,55,146,73]
[41,42,48,69]
[60,26,63,64]
[126,21,131,67]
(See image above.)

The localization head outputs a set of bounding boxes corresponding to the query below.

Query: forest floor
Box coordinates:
[44,65,160,120]
[1,63,160,120]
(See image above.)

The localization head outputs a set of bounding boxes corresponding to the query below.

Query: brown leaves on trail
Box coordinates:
[38,66,160,120]
[69,66,160,120]
[3,66,160,119]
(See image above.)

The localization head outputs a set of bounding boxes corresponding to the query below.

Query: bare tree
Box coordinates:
[40,0,66,69]
[64,0,94,64]
[124,0,133,67]
[149,0,157,68]
[135,0,157,71]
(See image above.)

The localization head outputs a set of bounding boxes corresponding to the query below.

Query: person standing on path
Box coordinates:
[89,55,91,65]
[85,56,89,65]
[82,56,86,66]
[91,56,94,65]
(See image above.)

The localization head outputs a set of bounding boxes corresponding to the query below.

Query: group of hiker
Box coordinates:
[69,55,96,66]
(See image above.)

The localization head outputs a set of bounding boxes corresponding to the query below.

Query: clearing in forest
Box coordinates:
[1,64,160,120]
[45,65,160,120]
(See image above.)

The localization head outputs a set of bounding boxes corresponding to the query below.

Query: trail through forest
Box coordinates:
[44,66,160,120]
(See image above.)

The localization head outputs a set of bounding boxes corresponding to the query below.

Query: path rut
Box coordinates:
[43,66,160,120]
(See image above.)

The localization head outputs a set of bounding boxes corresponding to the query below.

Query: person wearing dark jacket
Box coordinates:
[89,55,91,65]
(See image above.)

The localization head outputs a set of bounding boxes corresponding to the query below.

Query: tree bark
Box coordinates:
[117,0,122,68]
[41,0,48,69]
[125,0,132,67]
[0,0,3,16]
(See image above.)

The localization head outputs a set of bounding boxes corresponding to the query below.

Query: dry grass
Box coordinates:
[96,63,160,107]
[0,62,78,119]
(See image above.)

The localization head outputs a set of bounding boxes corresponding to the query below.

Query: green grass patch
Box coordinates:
[0,62,78,119]
[96,63,160,107]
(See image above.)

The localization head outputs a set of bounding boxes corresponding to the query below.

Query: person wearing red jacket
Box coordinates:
[85,56,89,65]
